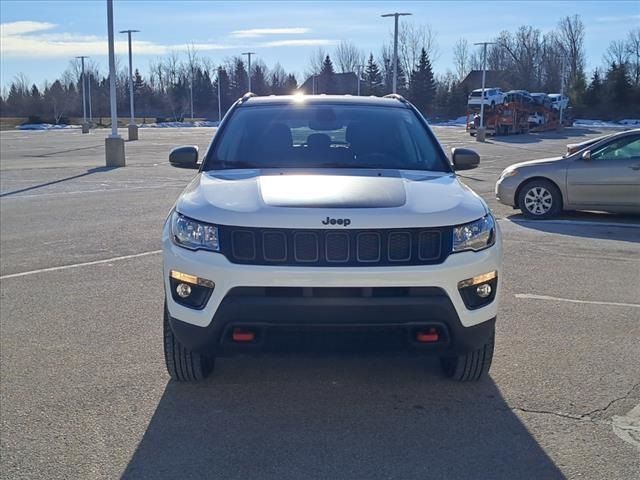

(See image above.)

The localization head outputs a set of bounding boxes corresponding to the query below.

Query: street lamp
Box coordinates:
[105,0,125,167]
[217,67,223,122]
[473,41,495,142]
[75,55,89,132]
[87,71,92,123]
[242,52,256,93]
[381,12,411,94]
[559,55,567,130]
[119,29,140,140]
[356,64,364,96]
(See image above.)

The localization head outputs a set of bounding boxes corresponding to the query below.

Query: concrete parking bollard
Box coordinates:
[476,127,486,142]
[82,123,90,134]
[105,136,125,167]
[128,124,139,141]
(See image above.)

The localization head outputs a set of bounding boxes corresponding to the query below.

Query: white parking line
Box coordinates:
[0,250,161,280]
[515,293,640,308]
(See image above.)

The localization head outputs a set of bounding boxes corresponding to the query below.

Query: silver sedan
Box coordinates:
[496,129,640,218]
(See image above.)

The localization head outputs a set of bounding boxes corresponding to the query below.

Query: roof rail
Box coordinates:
[383,93,409,105]
[239,92,257,104]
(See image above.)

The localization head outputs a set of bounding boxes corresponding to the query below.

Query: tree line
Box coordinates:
[1,16,639,123]
[1,53,298,123]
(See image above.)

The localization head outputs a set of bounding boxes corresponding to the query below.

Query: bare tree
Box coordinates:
[453,38,470,81]
[395,22,439,78]
[557,15,586,85]
[305,47,327,77]
[12,73,30,95]
[626,28,640,85]
[468,50,483,71]
[495,27,544,90]
[540,31,563,91]
[604,39,629,67]
[334,40,364,73]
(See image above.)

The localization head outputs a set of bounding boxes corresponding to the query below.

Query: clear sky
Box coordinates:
[1,0,639,90]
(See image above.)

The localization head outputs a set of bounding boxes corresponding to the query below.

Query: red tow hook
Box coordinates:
[416,328,439,343]
[232,328,256,343]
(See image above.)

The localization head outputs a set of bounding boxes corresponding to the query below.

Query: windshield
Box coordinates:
[205,104,450,172]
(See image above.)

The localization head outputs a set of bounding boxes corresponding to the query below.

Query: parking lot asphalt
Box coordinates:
[1,126,639,479]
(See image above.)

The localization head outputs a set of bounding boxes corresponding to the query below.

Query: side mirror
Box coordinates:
[582,150,591,161]
[169,145,199,169]
[452,148,480,171]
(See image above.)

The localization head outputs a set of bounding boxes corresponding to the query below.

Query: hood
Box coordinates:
[504,156,566,172]
[175,169,488,229]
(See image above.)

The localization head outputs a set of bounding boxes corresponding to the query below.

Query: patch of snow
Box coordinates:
[16,123,81,130]
[140,121,219,128]
[573,119,633,128]
[430,116,467,127]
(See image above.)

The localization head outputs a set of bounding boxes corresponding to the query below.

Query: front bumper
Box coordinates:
[495,174,519,207]
[163,224,502,352]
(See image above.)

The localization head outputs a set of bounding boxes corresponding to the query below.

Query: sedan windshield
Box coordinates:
[206,104,450,172]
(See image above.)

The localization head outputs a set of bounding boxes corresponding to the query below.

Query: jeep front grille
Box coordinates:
[217,226,451,266]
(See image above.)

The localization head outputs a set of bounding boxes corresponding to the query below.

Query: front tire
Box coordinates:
[517,179,562,219]
[440,330,494,382]
[164,304,214,382]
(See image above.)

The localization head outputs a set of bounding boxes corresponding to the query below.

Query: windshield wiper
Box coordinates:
[217,161,263,169]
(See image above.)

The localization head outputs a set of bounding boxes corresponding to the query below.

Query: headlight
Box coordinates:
[452,214,496,253]
[499,169,518,179]
[170,211,220,251]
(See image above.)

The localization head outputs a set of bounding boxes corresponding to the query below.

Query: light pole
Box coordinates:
[559,56,566,130]
[189,65,194,120]
[381,12,411,94]
[87,71,92,123]
[120,29,140,140]
[105,0,125,166]
[473,41,495,142]
[357,64,364,96]
[242,52,256,93]
[217,67,222,122]
[76,56,89,132]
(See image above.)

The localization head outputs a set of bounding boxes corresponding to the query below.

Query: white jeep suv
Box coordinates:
[163,94,502,382]
[467,88,504,108]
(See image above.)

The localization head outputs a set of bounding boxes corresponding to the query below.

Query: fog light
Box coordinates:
[458,271,497,289]
[476,283,492,298]
[176,283,192,298]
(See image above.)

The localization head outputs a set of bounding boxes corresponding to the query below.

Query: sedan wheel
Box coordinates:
[518,179,562,219]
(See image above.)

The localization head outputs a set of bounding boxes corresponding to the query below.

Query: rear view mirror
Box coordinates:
[582,150,591,161]
[169,145,199,169]
[452,148,480,170]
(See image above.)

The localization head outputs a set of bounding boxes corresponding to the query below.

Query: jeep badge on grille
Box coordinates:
[322,217,351,227]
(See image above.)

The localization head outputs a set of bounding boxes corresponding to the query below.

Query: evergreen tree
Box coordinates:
[29,84,42,117]
[133,69,145,93]
[5,83,25,116]
[408,48,436,114]
[363,53,382,95]
[569,69,587,110]
[319,55,335,93]
[231,58,248,99]
[381,55,407,95]
[284,74,298,92]
[251,64,269,96]
[606,62,632,107]
[44,80,67,123]
[212,67,233,119]
[584,69,603,110]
